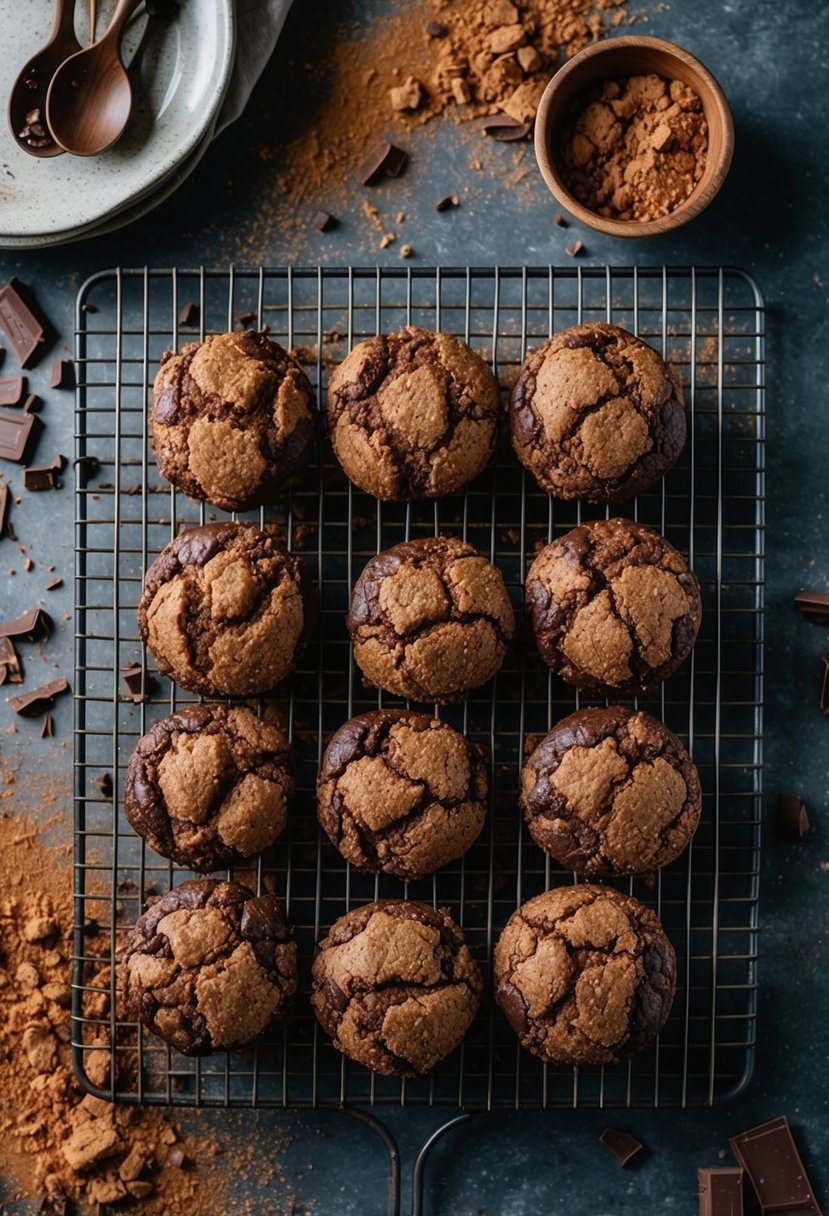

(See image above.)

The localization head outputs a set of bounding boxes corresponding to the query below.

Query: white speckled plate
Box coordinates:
[0,0,234,243]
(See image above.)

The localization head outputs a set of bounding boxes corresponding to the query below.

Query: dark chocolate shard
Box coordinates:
[23,393,42,414]
[729,1116,822,1216]
[10,676,69,716]
[697,1167,743,1216]
[355,141,408,185]
[478,114,532,141]
[0,375,25,405]
[179,301,200,327]
[0,407,39,461]
[81,302,98,314]
[599,1127,643,1168]
[565,240,585,257]
[46,576,63,591]
[794,590,829,624]
[0,279,46,368]
[92,772,113,798]
[120,660,152,703]
[777,792,810,839]
[0,636,23,684]
[0,483,9,537]
[0,606,52,640]
[820,656,829,716]
[434,193,460,211]
[554,213,569,227]
[49,359,75,390]
[39,713,54,738]
[312,210,337,232]
[24,453,63,491]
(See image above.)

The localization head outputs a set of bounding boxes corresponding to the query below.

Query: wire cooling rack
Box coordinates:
[72,265,764,1119]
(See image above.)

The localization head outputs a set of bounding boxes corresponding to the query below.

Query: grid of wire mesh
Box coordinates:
[72,265,764,1111]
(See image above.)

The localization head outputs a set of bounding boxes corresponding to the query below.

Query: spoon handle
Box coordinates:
[50,0,78,41]
[100,0,145,43]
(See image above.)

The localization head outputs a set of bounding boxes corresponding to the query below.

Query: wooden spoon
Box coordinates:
[46,0,146,157]
[7,0,80,159]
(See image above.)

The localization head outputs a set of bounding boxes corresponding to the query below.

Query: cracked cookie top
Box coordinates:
[317,709,487,881]
[125,704,294,873]
[493,884,676,1067]
[347,535,516,704]
[122,878,297,1056]
[510,322,686,503]
[525,517,701,694]
[151,331,316,512]
[137,521,313,699]
[521,706,701,877]
[311,900,482,1077]
[327,326,500,501]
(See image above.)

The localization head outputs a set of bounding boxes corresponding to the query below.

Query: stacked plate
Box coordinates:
[0,0,235,248]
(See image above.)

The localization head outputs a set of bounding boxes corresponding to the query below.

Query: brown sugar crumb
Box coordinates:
[559,74,708,221]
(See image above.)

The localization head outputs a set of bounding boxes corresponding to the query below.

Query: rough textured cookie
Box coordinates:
[327,326,500,501]
[525,517,701,695]
[151,330,315,512]
[347,535,515,703]
[125,704,294,873]
[122,878,297,1056]
[521,706,701,877]
[137,521,313,699]
[311,900,482,1076]
[510,322,686,503]
[493,885,676,1067]
[317,710,487,881]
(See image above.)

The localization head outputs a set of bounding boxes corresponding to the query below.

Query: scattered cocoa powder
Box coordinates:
[559,73,708,221]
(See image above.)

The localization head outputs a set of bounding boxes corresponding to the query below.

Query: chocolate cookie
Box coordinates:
[125,704,294,873]
[493,885,676,1067]
[122,878,297,1056]
[137,522,313,699]
[510,322,685,503]
[151,331,315,512]
[327,326,499,501]
[347,535,515,703]
[521,706,701,877]
[525,517,701,695]
[311,900,482,1076]
[317,710,487,881]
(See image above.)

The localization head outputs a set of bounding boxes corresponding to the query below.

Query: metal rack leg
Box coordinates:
[340,1105,402,1216]
[411,1113,473,1216]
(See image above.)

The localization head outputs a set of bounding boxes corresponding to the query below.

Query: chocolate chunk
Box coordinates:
[0,376,25,405]
[0,408,39,461]
[0,607,52,640]
[0,636,23,684]
[355,141,408,185]
[84,917,99,937]
[434,193,460,211]
[0,280,46,368]
[168,1147,187,1168]
[235,310,257,330]
[794,589,829,624]
[10,677,70,716]
[92,772,114,798]
[565,239,584,257]
[777,792,810,839]
[730,1117,821,1216]
[554,212,569,227]
[24,454,63,491]
[49,359,74,389]
[312,210,336,232]
[81,303,98,314]
[0,484,9,537]
[178,301,200,327]
[39,713,54,738]
[479,114,532,141]
[599,1127,643,1167]
[46,576,63,591]
[23,393,42,414]
[23,556,33,571]
[697,1167,743,1216]
[120,661,151,703]
[426,19,447,36]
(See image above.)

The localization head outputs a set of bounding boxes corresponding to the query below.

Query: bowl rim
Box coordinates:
[534,34,735,238]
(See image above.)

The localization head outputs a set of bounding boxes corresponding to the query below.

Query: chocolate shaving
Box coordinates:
[730,1116,821,1216]
[0,606,52,640]
[697,1167,743,1216]
[120,661,152,703]
[554,213,569,227]
[312,210,337,232]
[23,392,42,414]
[0,279,46,368]
[0,407,39,462]
[355,141,408,185]
[599,1127,643,1167]
[478,114,532,141]
[777,792,810,840]
[0,375,25,405]
[565,240,585,257]
[178,302,200,327]
[434,193,460,211]
[92,772,114,799]
[49,359,75,390]
[10,676,70,716]
[794,589,829,624]
[0,483,9,538]
[39,713,54,738]
[0,636,23,684]
[46,576,63,591]
[81,302,98,314]
[24,453,63,491]
[821,656,829,716]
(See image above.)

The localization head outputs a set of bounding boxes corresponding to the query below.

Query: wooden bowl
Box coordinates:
[534,36,734,238]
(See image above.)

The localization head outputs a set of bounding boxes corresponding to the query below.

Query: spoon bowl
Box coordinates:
[46,0,145,157]
[7,0,80,159]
